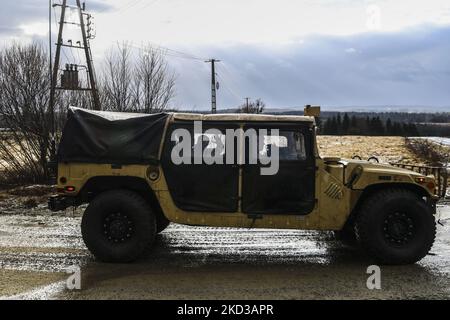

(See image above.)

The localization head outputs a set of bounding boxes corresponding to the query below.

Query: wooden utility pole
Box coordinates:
[76,0,100,110]
[48,0,68,161]
[245,97,251,109]
[205,59,221,114]
[49,0,55,160]
[50,0,101,112]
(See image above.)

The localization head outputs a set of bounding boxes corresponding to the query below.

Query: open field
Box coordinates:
[318,136,423,164]
[0,135,426,176]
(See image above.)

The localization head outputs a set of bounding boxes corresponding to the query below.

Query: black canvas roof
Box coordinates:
[57,107,169,165]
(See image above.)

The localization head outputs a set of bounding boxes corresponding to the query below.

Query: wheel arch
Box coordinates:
[79,176,168,222]
[345,183,432,230]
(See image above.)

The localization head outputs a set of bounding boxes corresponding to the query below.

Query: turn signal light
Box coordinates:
[426,182,436,191]
[414,177,437,193]
[415,177,426,184]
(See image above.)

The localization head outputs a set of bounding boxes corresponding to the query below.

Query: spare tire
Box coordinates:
[355,188,436,265]
[81,189,156,263]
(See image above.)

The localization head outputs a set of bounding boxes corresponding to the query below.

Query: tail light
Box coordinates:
[65,186,76,193]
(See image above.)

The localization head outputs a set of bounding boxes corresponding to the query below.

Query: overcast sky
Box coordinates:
[1,0,450,111]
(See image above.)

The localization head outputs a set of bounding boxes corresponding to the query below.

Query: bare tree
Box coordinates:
[134,46,176,113]
[101,43,176,113]
[0,42,177,187]
[101,43,134,112]
[0,43,52,185]
[63,90,92,110]
[237,98,266,114]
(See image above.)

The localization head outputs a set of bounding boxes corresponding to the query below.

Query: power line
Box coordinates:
[94,0,137,14]
[96,0,156,15]
[141,0,160,10]
[216,64,243,102]
[118,0,146,13]
[126,42,207,62]
[220,62,241,84]
[116,42,244,110]
[86,1,207,62]
[216,73,241,104]
[138,41,206,61]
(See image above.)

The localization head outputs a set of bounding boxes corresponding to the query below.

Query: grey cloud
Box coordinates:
[173,25,450,110]
[0,1,44,30]
[87,1,115,12]
[0,26,21,35]
[0,1,113,37]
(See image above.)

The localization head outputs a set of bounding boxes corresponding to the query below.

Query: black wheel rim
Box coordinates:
[383,212,414,245]
[103,212,134,243]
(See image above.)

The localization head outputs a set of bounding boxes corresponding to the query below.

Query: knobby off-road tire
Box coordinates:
[355,188,436,265]
[81,189,157,263]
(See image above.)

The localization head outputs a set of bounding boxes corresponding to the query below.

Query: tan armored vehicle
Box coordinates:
[49,107,447,264]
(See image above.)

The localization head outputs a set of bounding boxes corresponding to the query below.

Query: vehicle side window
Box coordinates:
[259,131,307,161]
[170,126,229,164]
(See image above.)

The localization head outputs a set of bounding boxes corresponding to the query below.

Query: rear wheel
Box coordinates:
[81,189,156,263]
[355,188,436,265]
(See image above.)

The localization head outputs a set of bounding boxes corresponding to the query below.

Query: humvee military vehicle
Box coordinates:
[49,106,447,265]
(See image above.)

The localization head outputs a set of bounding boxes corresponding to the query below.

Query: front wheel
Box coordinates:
[81,189,156,263]
[355,189,436,265]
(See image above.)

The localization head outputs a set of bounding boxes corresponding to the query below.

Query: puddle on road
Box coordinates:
[0,209,449,299]
[0,269,66,299]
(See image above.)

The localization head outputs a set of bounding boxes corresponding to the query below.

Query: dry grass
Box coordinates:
[317,136,424,164]
[405,138,450,166]
[0,185,54,214]
[0,138,45,187]
[1,136,448,212]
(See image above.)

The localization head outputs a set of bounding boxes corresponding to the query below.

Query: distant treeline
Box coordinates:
[278,110,450,123]
[320,114,421,136]
[269,110,450,136]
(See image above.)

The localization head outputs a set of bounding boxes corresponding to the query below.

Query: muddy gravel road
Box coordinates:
[0,201,449,300]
